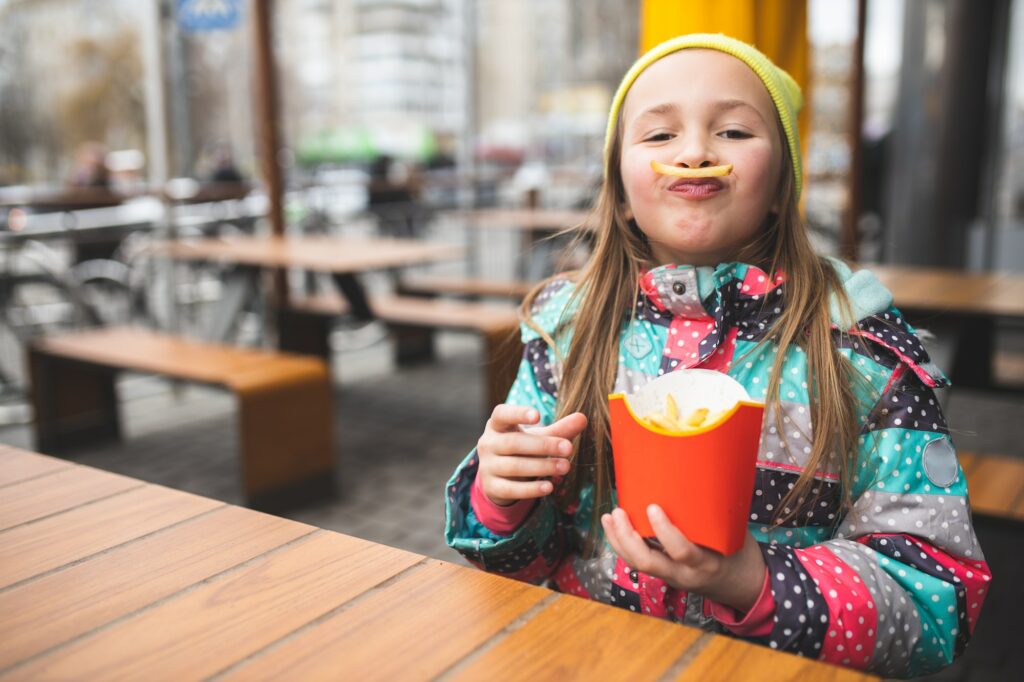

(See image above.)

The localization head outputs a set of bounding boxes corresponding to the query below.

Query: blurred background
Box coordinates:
[0,2,1022,679]
[0,0,1018,257]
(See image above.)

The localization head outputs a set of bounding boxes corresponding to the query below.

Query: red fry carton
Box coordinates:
[608,369,765,555]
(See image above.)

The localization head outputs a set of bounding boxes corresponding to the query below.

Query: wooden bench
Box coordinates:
[28,326,335,510]
[399,275,535,300]
[994,352,1024,388]
[279,293,523,410]
[960,452,1024,521]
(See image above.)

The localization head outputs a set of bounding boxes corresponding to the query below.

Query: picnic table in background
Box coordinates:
[149,234,466,338]
[0,445,878,682]
[150,234,524,411]
[441,208,591,280]
[865,264,1024,392]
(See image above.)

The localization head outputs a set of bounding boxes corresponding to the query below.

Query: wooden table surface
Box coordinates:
[0,445,875,681]
[443,208,591,232]
[867,264,1024,318]
[149,235,465,274]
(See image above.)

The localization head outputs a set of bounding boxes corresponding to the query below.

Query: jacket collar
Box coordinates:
[639,262,784,318]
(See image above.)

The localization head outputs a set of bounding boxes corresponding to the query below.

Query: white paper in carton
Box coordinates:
[624,369,754,425]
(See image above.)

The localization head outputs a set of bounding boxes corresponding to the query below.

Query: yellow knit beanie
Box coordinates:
[604,33,804,197]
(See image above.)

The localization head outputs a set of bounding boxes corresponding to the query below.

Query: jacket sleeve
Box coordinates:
[444,279,577,584]
[750,310,992,678]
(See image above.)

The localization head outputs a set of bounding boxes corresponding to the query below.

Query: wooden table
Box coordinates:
[868,265,1024,318]
[0,445,875,681]
[152,234,464,274]
[150,234,465,339]
[862,264,1024,391]
[441,209,591,280]
[444,208,591,232]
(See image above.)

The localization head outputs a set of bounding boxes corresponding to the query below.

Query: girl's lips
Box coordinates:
[668,177,724,199]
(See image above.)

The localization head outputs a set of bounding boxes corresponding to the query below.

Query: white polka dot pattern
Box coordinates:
[442,263,988,677]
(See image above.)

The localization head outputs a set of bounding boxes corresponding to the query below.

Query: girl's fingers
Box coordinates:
[530,412,588,440]
[486,477,553,502]
[605,509,674,577]
[491,454,570,479]
[606,507,655,561]
[601,513,639,568]
[490,432,573,458]
[487,404,540,432]
[647,505,699,564]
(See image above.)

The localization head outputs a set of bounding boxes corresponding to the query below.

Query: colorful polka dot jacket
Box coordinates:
[445,260,990,677]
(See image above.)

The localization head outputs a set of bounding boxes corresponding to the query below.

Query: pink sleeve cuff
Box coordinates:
[470,474,536,535]
[706,568,775,637]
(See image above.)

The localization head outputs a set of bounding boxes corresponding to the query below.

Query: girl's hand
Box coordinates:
[476,405,588,507]
[601,505,765,613]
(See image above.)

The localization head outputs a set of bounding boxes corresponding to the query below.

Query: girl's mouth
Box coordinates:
[668,177,724,200]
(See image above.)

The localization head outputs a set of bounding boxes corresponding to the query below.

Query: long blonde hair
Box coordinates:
[522,117,866,556]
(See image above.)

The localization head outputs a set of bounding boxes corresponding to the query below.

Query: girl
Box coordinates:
[444,34,989,677]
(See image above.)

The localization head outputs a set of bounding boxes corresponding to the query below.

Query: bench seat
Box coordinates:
[29,326,335,510]
[280,293,523,410]
[959,452,1024,521]
[399,275,535,300]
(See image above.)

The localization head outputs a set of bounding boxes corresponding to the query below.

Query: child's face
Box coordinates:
[619,50,784,266]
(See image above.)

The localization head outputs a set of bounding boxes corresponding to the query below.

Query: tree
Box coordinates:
[56,30,146,155]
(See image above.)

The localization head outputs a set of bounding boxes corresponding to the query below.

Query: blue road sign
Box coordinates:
[177,0,242,32]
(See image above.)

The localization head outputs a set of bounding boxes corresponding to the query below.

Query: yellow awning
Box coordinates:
[640,0,810,148]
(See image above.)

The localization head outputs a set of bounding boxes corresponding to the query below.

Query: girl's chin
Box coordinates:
[650,246,729,267]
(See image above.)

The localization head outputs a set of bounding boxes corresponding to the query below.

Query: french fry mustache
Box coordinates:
[650,160,733,178]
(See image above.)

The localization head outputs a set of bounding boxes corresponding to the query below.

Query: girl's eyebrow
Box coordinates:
[712,98,767,124]
[629,99,767,127]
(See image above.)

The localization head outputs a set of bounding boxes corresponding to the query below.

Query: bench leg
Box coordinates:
[276,307,333,363]
[390,287,436,366]
[483,326,523,411]
[391,324,436,366]
[950,315,995,390]
[29,350,121,453]
[235,367,336,511]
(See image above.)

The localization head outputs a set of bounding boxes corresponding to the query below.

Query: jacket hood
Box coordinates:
[825,257,894,328]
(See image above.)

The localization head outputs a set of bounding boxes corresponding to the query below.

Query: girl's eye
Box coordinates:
[719,129,752,140]
[644,132,674,142]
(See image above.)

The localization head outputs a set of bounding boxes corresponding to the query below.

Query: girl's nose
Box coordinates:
[672,137,718,169]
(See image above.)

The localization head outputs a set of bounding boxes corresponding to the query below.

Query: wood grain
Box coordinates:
[957,452,978,475]
[150,235,464,273]
[0,448,73,488]
[219,559,551,681]
[0,466,140,531]
[4,532,423,681]
[32,327,321,387]
[983,275,1024,318]
[448,208,591,231]
[447,594,702,682]
[964,454,1024,519]
[673,635,878,681]
[0,505,313,669]
[0,485,221,589]
[400,275,535,299]
[869,266,1001,315]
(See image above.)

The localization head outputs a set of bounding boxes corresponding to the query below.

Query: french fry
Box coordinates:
[646,412,683,432]
[684,407,709,428]
[665,393,679,421]
[650,160,734,178]
[642,395,717,434]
